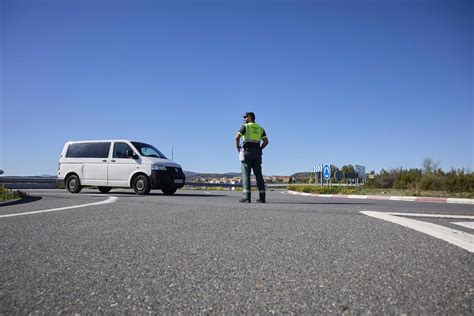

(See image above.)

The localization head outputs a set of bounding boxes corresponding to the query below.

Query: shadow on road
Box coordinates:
[266,201,372,205]
[85,192,226,197]
[0,196,42,208]
[149,193,227,197]
[169,193,227,197]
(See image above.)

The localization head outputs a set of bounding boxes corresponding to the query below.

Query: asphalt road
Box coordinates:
[1,189,473,314]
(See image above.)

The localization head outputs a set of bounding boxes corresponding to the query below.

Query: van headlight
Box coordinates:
[151,164,166,171]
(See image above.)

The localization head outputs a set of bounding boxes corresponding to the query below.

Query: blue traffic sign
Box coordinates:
[323,164,331,180]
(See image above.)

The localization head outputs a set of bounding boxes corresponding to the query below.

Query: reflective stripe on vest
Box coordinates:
[244,123,263,144]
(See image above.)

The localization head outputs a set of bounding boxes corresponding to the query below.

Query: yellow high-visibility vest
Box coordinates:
[243,122,263,144]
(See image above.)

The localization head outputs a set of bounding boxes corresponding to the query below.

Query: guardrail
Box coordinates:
[0,177,58,184]
[0,177,59,189]
[0,177,288,189]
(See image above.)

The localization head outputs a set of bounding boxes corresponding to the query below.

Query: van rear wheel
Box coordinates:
[66,175,82,193]
[98,186,112,193]
[133,175,151,195]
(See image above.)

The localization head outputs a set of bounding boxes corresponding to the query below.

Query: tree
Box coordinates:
[341,164,355,174]
[423,158,439,174]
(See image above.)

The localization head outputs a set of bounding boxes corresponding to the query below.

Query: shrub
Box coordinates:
[365,167,472,193]
[393,169,422,190]
[287,185,357,195]
[0,187,28,201]
[373,169,397,188]
[445,170,474,193]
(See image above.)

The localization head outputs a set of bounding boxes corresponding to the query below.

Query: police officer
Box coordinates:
[235,112,269,203]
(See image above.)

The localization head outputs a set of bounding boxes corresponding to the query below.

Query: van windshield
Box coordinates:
[131,142,167,159]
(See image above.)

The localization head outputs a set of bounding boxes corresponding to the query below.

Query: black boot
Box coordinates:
[239,197,251,203]
[256,193,266,203]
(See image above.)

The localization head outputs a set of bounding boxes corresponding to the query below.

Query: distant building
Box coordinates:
[270,176,291,183]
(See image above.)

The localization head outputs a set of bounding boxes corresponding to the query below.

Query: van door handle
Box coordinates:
[102,159,107,162]
[111,159,116,162]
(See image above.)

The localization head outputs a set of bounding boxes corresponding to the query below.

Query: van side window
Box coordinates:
[66,142,111,158]
[113,142,134,159]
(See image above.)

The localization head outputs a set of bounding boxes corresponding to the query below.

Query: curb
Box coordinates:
[287,191,474,205]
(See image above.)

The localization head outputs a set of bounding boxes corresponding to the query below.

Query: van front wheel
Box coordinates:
[66,175,82,193]
[162,187,177,195]
[98,186,112,193]
[133,175,151,195]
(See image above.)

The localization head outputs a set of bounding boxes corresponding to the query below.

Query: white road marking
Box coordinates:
[361,211,474,253]
[0,196,118,218]
[388,196,417,201]
[348,195,368,199]
[452,222,474,230]
[447,198,474,205]
[286,191,334,197]
[287,190,474,204]
[385,212,474,219]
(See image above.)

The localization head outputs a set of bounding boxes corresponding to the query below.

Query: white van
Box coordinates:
[58,140,185,195]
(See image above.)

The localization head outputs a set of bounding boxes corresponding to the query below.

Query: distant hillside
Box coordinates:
[183,170,198,177]
[38,174,57,178]
[185,172,241,180]
[2,172,285,181]
[185,172,298,180]
[290,172,313,179]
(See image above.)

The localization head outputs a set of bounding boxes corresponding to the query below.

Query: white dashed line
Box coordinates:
[361,211,474,253]
[0,196,118,218]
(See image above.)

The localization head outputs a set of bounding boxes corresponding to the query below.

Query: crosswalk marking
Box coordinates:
[384,212,474,219]
[361,211,474,253]
[451,222,474,230]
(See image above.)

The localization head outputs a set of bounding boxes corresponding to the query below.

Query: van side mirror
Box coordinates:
[126,150,138,159]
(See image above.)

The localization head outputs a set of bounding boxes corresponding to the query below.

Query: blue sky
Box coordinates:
[1,0,472,176]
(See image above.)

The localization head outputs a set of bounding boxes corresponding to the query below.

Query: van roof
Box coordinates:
[67,140,136,143]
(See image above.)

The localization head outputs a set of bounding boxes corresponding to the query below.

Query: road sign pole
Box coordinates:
[313,166,316,185]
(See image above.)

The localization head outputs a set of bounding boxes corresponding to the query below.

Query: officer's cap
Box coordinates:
[243,112,255,120]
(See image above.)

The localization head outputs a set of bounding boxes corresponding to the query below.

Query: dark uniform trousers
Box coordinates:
[241,147,265,200]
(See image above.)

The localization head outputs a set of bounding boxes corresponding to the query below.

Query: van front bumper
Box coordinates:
[150,168,186,189]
